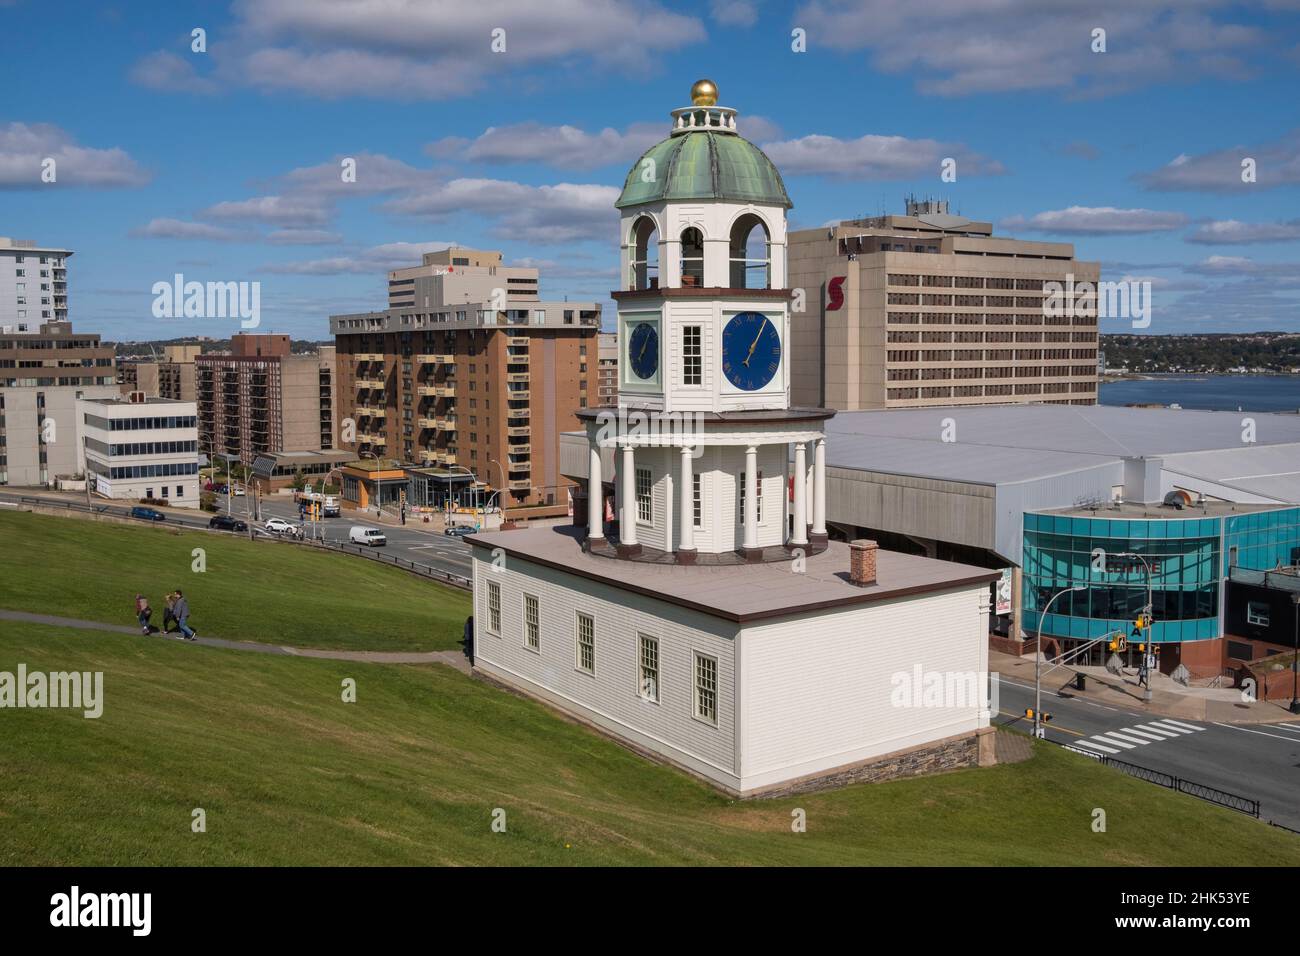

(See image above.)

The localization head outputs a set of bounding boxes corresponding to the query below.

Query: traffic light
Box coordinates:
[1024,708,1053,723]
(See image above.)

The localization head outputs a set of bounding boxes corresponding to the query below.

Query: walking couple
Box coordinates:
[134,590,198,641]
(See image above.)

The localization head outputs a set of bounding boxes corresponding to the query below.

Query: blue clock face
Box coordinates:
[722,312,781,391]
[628,322,659,380]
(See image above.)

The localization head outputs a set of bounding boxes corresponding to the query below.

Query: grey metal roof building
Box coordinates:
[818,404,1300,562]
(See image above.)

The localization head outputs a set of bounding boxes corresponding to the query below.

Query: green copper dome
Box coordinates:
[616,129,792,210]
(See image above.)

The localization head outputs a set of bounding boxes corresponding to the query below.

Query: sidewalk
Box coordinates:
[992,647,1294,724]
[0,609,472,674]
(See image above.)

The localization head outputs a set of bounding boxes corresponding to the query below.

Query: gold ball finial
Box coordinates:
[690,78,718,106]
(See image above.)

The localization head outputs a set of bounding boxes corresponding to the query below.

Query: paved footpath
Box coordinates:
[0,609,472,674]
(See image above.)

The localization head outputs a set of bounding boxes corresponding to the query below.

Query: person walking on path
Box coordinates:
[134,594,152,635]
[461,616,474,667]
[162,591,179,634]
[173,590,197,641]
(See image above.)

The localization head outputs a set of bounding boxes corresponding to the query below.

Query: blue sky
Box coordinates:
[2,0,1298,341]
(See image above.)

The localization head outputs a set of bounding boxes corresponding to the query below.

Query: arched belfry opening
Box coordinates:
[729,214,770,289]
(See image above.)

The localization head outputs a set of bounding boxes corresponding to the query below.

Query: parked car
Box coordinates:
[208,514,248,533]
[264,517,302,538]
[443,525,477,538]
[130,506,166,522]
[348,526,387,547]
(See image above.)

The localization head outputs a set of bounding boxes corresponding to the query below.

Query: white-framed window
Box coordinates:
[638,633,659,703]
[486,581,501,634]
[694,653,718,725]
[1246,601,1270,627]
[575,611,595,675]
[523,593,539,650]
[636,467,652,523]
[738,472,762,522]
[683,325,702,385]
[692,473,702,528]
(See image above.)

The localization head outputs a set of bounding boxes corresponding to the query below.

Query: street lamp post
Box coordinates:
[1034,584,1086,739]
[489,458,507,523]
[1116,551,1155,703]
[1290,592,1300,715]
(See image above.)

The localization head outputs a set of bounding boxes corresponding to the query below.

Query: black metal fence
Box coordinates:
[1062,742,1261,818]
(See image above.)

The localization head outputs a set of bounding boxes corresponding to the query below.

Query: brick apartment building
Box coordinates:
[788,199,1101,410]
[196,333,336,464]
[330,248,600,509]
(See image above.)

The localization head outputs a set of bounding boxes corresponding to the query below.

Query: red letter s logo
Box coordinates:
[826,276,845,311]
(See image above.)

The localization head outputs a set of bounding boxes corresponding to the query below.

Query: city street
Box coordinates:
[0,489,477,581]
[996,677,1300,829]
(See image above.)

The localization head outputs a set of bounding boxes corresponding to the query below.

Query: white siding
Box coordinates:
[473,551,741,787]
[738,584,990,791]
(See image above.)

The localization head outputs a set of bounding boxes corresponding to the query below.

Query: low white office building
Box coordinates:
[78,394,201,508]
[468,81,999,796]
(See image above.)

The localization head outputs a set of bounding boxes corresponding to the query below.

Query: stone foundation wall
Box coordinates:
[748,731,982,799]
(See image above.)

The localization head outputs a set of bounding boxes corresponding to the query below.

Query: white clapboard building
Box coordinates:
[468,81,999,796]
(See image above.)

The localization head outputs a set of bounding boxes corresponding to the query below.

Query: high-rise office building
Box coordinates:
[330,249,601,509]
[195,333,336,464]
[787,199,1101,410]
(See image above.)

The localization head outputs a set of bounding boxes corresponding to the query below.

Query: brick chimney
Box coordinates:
[849,539,878,586]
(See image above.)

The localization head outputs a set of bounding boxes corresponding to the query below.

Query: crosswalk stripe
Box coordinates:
[1151,719,1202,733]
[1119,727,1167,741]
[1091,734,1137,749]
[1269,723,1300,735]
[1104,730,1151,745]
[1073,739,1120,754]
[1135,723,1179,738]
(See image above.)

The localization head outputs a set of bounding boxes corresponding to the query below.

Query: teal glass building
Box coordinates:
[1023,506,1300,645]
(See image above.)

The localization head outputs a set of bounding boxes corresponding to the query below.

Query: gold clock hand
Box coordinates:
[637,335,648,361]
[743,324,763,366]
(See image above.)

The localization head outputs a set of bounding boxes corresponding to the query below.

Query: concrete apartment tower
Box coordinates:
[0,236,70,327]
[787,198,1101,410]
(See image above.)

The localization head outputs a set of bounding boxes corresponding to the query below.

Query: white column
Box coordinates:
[743,446,758,550]
[790,442,808,546]
[812,437,827,537]
[679,445,695,551]
[587,440,603,541]
[621,444,638,547]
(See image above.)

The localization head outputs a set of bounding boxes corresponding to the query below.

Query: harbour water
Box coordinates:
[1099,375,1300,413]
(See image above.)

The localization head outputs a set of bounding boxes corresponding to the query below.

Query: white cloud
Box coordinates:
[201,194,334,227]
[261,240,458,276]
[1001,206,1188,235]
[130,0,707,100]
[0,122,150,189]
[385,178,620,244]
[1137,130,1300,192]
[761,133,1004,179]
[426,122,666,171]
[128,51,218,95]
[129,218,250,242]
[1186,219,1300,244]
[792,1,1269,97]
[265,229,344,245]
[1186,255,1300,277]
[710,0,758,27]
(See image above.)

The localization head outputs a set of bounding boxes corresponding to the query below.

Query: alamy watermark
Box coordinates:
[151,273,261,328]
[593,407,708,456]
[889,665,999,714]
[0,664,103,718]
[1044,273,1151,329]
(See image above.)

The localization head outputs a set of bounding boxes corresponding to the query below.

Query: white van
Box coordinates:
[349,526,387,547]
